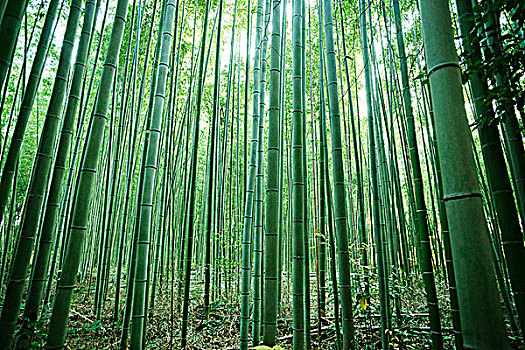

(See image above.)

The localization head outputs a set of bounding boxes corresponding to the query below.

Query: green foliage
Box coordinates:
[464,1,525,123]
[14,304,52,349]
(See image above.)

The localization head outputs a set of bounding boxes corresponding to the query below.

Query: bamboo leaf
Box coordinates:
[360,296,368,311]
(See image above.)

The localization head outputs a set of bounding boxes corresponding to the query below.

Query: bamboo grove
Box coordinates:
[0,0,523,348]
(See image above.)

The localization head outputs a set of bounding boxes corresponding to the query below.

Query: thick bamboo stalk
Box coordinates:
[45,0,130,346]
[419,0,510,348]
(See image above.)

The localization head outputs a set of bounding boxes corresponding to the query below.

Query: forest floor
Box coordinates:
[19,269,482,349]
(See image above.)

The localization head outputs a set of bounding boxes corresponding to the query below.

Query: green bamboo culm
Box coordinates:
[204,0,224,318]
[23,0,99,324]
[0,0,83,345]
[391,1,443,347]
[315,5,341,344]
[357,0,388,348]
[239,0,262,344]
[322,0,355,348]
[45,0,130,347]
[423,63,464,350]
[180,0,212,344]
[115,0,159,327]
[121,2,165,346]
[275,0,287,317]
[0,2,7,24]
[315,0,328,326]
[0,0,57,233]
[291,0,305,347]
[427,106,464,349]
[418,0,510,348]
[300,0,311,347]
[337,0,367,301]
[455,0,525,337]
[261,0,283,345]
[0,0,29,95]
[129,0,176,348]
[252,0,271,343]
[479,0,525,234]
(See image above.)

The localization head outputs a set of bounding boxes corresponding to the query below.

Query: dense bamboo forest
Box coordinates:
[0,0,524,348]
